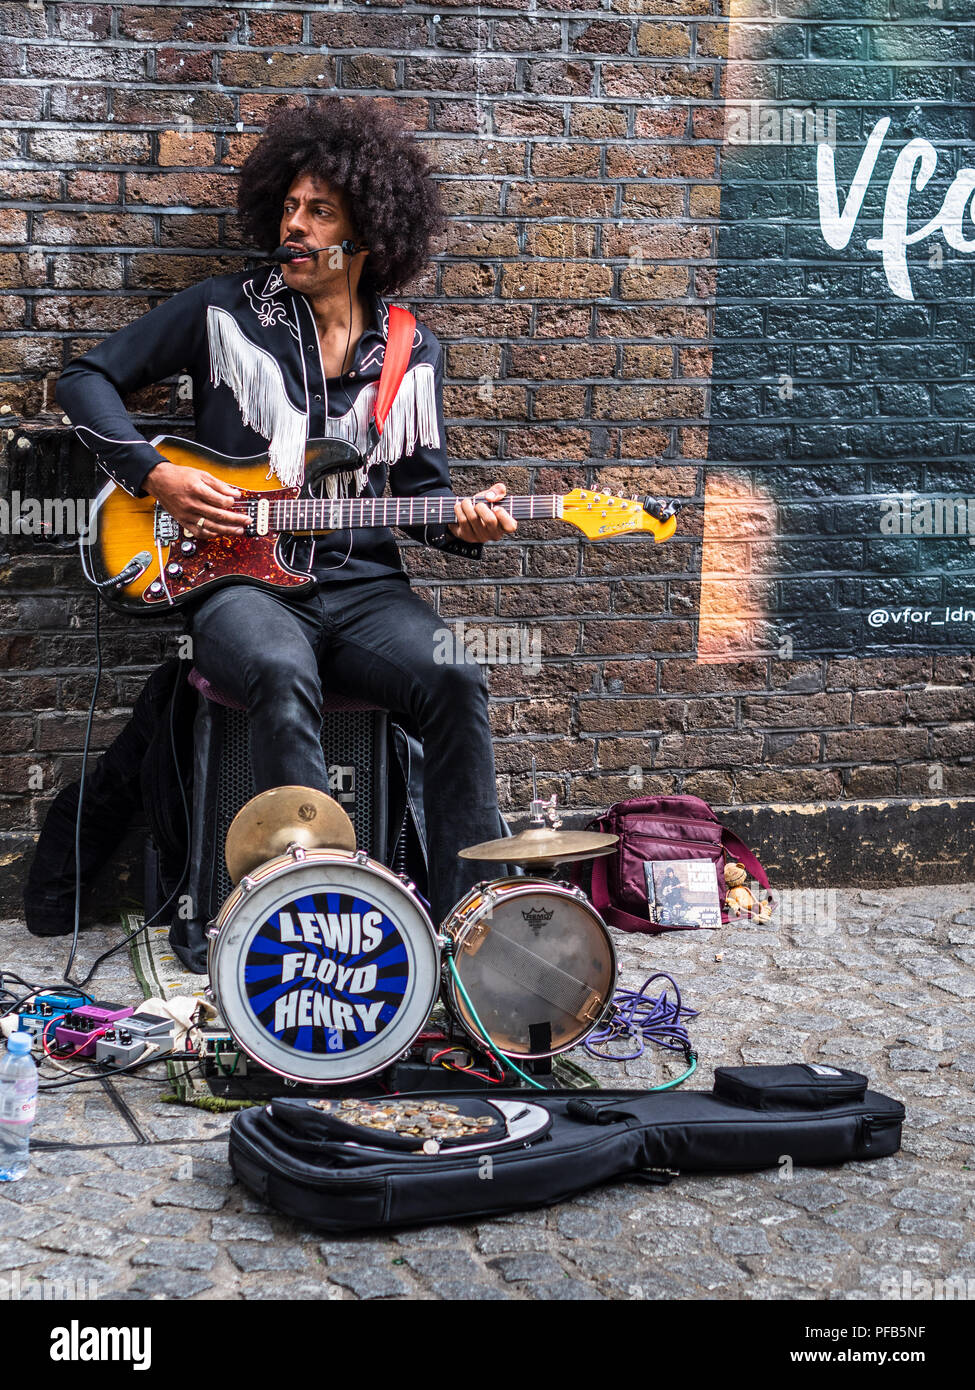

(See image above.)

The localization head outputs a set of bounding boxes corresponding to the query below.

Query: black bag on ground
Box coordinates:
[228,1069,905,1233]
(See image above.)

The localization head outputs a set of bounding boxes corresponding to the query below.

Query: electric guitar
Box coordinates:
[81,435,680,615]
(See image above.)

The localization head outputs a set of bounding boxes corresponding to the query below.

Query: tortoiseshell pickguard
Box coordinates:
[141,486,313,607]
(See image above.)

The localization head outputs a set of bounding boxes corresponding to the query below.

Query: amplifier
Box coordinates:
[190,699,389,923]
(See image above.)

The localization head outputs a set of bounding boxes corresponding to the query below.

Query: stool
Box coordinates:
[185,667,390,927]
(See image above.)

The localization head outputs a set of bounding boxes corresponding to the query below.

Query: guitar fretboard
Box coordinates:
[266,494,562,532]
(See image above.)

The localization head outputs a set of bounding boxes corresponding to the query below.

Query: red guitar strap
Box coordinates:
[365,304,415,455]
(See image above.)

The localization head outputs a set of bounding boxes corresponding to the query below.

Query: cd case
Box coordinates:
[644,859,722,928]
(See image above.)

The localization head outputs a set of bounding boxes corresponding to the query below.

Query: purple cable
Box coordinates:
[585,971,697,1062]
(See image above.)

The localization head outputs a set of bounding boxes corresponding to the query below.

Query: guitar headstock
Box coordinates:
[561,490,680,542]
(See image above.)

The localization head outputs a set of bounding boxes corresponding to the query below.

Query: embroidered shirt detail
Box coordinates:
[241,266,299,338]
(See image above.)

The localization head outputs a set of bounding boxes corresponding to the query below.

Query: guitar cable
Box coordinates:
[297,247,358,577]
[63,590,194,994]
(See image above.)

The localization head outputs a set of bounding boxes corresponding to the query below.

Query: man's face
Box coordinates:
[278,171,364,291]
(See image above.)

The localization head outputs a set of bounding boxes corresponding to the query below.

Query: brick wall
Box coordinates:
[1,0,973,909]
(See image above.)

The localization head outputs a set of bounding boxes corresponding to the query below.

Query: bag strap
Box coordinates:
[365,305,415,455]
[722,828,774,910]
[604,795,719,824]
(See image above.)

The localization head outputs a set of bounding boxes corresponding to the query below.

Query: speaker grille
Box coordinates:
[211,705,388,908]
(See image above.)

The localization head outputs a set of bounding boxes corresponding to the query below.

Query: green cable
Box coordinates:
[446,955,547,1091]
[446,954,698,1097]
[215,1039,239,1077]
[648,1052,697,1091]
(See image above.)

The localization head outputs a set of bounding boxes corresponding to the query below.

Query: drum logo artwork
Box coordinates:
[243,890,410,1055]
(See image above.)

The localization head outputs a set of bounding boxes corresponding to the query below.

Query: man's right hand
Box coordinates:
[144,460,248,537]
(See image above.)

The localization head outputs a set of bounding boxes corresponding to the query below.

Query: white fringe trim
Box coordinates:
[369,362,440,467]
[315,363,442,499]
[207,305,308,488]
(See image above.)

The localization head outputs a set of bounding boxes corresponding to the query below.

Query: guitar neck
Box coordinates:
[272,494,563,533]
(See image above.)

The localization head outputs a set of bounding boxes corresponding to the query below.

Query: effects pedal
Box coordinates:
[94,1017,175,1068]
[54,1002,135,1057]
[95,1013,176,1068]
[197,1030,248,1074]
[15,991,93,1041]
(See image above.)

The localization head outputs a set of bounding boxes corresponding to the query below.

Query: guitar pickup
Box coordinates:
[642,496,681,523]
[245,499,270,538]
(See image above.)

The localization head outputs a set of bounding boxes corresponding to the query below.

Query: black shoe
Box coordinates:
[167,918,210,975]
[24,886,77,938]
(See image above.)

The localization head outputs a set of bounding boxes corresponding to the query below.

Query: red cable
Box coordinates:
[43,1016,108,1061]
[446,1063,502,1084]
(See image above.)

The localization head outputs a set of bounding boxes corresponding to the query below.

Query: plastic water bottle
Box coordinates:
[0,1032,38,1181]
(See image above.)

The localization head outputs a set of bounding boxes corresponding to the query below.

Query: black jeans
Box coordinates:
[188,576,500,926]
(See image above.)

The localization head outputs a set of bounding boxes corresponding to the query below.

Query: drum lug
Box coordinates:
[397,873,416,893]
[287,842,307,863]
[203,986,215,1004]
[354,850,369,866]
[239,875,255,894]
[206,921,219,940]
[461,917,492,958]
[577,990,603,1025]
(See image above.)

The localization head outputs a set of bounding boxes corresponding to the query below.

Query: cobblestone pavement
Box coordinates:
[1,883,973,1301]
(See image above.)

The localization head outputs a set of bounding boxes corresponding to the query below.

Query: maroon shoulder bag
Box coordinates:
[577,795,773,934]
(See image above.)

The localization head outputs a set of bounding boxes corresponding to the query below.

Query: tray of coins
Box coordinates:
[303,1096,511,1153]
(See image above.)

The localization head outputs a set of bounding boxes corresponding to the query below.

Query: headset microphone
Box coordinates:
[269,240,363,263]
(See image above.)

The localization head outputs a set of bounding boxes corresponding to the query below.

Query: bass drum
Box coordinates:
[207,847,440,1084]
[443,878,617,1059]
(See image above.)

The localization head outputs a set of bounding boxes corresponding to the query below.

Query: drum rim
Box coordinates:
[444,877,618,1060]
[209,849,441,1084]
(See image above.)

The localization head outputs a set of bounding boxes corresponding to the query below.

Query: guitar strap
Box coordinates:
[364,304,416,458]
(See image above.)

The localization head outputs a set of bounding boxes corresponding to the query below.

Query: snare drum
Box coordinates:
[442,878,617,1059]
[207,847,440,1083]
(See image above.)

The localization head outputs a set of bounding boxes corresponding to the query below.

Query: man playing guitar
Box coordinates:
[55,97,517,962]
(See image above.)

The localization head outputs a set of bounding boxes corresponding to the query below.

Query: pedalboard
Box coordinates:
[54,1002,135,1057]
[94,1013,176,1068]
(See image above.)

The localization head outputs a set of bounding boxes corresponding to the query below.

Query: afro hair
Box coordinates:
[236,96,446,296]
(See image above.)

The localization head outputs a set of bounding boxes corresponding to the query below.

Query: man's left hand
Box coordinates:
[448,482,518,544]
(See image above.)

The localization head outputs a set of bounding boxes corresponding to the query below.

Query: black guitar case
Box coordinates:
[228,1065,905,1232]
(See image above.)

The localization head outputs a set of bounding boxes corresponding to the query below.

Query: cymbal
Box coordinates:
[458,826,618,866]
[225,785,356,883]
